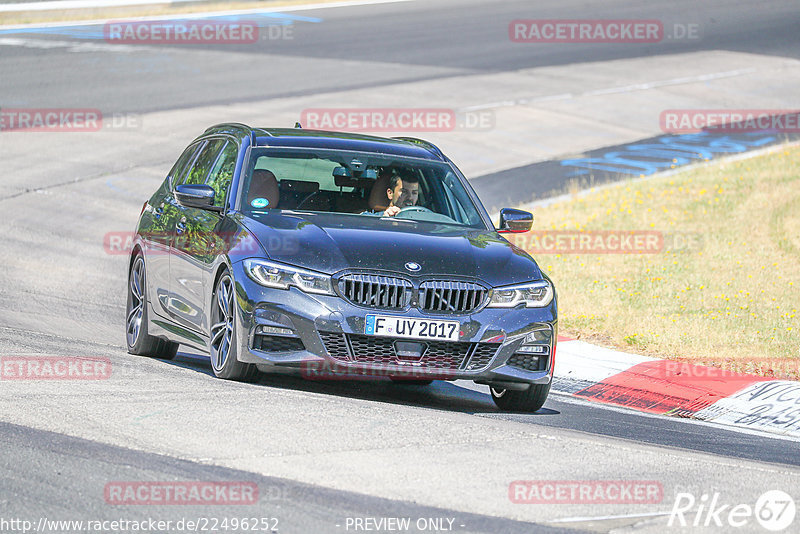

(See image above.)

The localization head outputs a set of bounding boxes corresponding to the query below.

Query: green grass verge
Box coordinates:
[509,145,800,379]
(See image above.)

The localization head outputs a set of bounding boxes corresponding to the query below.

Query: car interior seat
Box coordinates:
[368,170,392,212]
[247,169,279,209]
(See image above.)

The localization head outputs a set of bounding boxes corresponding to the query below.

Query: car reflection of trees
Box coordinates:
[466,232,528,256]
[176,224,265,264]
[210,161,235,205]
[174,162,238,262]
[140,197,173,250]
[173,220,217,263]
[471,233,532,259]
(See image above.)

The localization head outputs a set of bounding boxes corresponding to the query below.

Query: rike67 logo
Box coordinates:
[669,490,796,531]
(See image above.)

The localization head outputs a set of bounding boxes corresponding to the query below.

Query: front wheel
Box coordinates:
[209,271,258,382]
[490,382,551,412]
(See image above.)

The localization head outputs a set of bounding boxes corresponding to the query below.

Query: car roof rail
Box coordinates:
[201,122,253,138]
[391,137,447,160]
[202,123,278,146]
[204,122,250,131]
[249,128,275,146]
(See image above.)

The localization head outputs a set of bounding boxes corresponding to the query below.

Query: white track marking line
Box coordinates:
[0,36,141,52]
[549,511,671,523]
[582,68,758,96]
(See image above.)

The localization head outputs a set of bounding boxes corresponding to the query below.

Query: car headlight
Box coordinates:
[487,280,553,308]
[243,259,334,295]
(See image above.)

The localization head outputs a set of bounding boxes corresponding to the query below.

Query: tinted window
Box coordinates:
[206,140,238,208]
[181,139,226,186]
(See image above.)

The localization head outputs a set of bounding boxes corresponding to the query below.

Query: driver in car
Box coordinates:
[364,169,420,217]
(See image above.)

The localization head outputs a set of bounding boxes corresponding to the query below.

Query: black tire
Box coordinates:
[126,253,178,360]
[209,270,259,382]
[389,378,434,386]
[490,382,551,412]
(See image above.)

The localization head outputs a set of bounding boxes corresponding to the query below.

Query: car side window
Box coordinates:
[206,140,239,208]
[169,141,204,188]
[439,170,480,225]
[181,138,226,186]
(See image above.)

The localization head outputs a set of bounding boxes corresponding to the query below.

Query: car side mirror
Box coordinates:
[174,184,220,211]
[497,208,533,233]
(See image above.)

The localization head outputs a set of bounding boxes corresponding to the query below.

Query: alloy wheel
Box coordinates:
[126,257,146,347]
[210,274,234,371]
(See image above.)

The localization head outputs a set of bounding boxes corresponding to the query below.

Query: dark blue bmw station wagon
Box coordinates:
[126,124,557,412]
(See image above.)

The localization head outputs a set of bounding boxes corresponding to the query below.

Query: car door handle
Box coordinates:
[176,221,186,234]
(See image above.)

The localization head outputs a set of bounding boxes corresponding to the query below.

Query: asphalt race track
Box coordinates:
[1,0,799,532]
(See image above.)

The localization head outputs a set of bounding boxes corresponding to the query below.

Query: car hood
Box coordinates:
[239,211,541,286]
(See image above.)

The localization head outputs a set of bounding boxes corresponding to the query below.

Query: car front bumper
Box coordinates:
[230,262,557,385]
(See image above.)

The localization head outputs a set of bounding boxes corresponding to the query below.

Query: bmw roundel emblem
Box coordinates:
[405,262,421,272]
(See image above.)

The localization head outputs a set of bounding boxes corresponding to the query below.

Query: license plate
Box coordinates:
[365,315,460,342]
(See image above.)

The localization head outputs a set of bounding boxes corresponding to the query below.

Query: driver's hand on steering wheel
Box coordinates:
[383,205,401,217]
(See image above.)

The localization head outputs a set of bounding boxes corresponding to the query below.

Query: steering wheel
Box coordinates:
[394,205,459,224]
[396,205,434,215]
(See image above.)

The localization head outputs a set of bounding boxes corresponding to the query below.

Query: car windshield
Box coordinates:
[240,148,488,228]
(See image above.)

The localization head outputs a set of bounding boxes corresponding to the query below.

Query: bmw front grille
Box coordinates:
[336,273,487,314]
